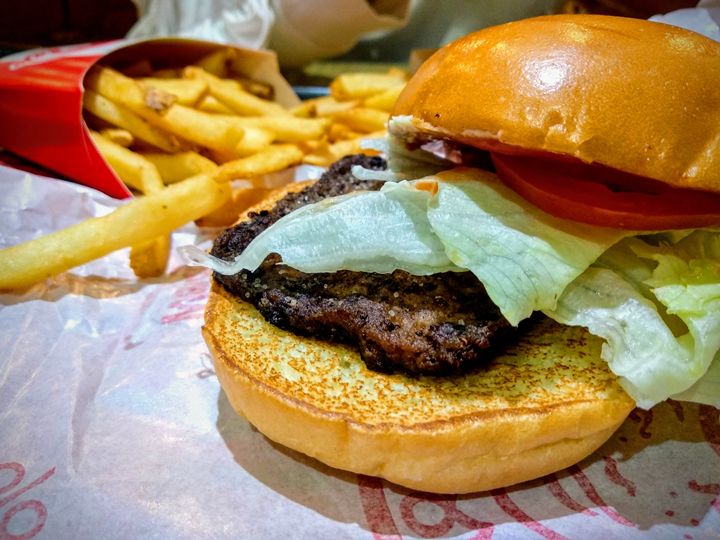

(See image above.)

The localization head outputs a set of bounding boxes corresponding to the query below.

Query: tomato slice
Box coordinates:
[491,153,720,230]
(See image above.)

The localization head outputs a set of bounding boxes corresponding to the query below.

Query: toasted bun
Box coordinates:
[392,15,720,193]
[203,183,635,494]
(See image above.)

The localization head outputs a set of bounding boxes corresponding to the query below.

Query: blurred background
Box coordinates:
[0,0,700,83]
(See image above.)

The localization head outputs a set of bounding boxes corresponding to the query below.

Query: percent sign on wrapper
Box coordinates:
[0,463,55,540]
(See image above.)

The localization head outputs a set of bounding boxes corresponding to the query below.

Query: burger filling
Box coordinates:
[209,155,523,375]
[183,131,720,410]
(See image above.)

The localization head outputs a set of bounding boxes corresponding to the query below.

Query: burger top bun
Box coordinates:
[204,182,635,494]
[391,15,720,193]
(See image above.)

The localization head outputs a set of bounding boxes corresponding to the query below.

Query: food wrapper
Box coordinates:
[649,0,720,40]
[127,0,411,67]
[1,163,720,539]
[0,39,299,199]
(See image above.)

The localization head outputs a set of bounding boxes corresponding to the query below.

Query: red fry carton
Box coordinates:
[0,39,300,199]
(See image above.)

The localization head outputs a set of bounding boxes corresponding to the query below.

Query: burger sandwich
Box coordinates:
[182,15,720,494]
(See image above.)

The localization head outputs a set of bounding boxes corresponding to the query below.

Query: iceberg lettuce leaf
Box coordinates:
[546,231,720,408]
[181,185,461,277]
[426,168,630,325]
[545,266,695,409]
[672,352,720,407]
[633,231,720,407]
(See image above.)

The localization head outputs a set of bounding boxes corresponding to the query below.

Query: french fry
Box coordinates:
[327,122,356,142]
[215,144,305,182]
[184,66,291,117]
[139,77,209,106]
[195,48,236,77]
[302,96,360,118]
[232,76,274,101]
[90,131,165,194]
[363,84,406,112]
[99,128,134,147]
[82,111,118,133]
[302,130,385,167]
[202,149,235,165]
[332,107,389,133]
[314,97,360,117]
[129,234,171,279]
[147,105,246,153]
[330,73,407,100]
[291,97,360,119]
[291,100,315,118]
[87,67,246,154]
[83,89,181,152]
[0,173,231,290]
[233,127,276,157]
[152,67,183,79]
[196,95,236,115]
[90,131,171,277]
[216,115,330,143]
[86,65,177,113]
[386,67,410,80]
[196,128,275,162]
[294,139,326,154]
[142,151,218,184]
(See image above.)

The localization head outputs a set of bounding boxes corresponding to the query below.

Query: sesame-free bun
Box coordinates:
[205,283,634,494]
[203,183,635,494]
[391,15,720,193]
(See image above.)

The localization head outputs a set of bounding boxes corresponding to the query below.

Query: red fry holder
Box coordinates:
[0,39,299,199]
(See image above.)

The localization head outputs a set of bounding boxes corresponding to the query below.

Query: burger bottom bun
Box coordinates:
[204,282,635,494]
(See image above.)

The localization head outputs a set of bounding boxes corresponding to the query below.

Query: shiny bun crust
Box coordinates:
[203,183,635,494]
[392,15,720,193]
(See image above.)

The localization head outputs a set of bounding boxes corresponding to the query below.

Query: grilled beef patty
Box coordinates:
[210,154,520,375]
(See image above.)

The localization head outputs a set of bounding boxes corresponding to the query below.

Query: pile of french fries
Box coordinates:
[294,68,408,166]
[0,48,408,289]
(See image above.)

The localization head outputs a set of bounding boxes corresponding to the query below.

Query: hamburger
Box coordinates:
[183,15,720,494]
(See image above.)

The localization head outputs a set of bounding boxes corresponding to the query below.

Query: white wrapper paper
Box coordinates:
[1,165,720,540]
[127,0,410,67]
[3,4,720,536]
[649,0,720,41]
